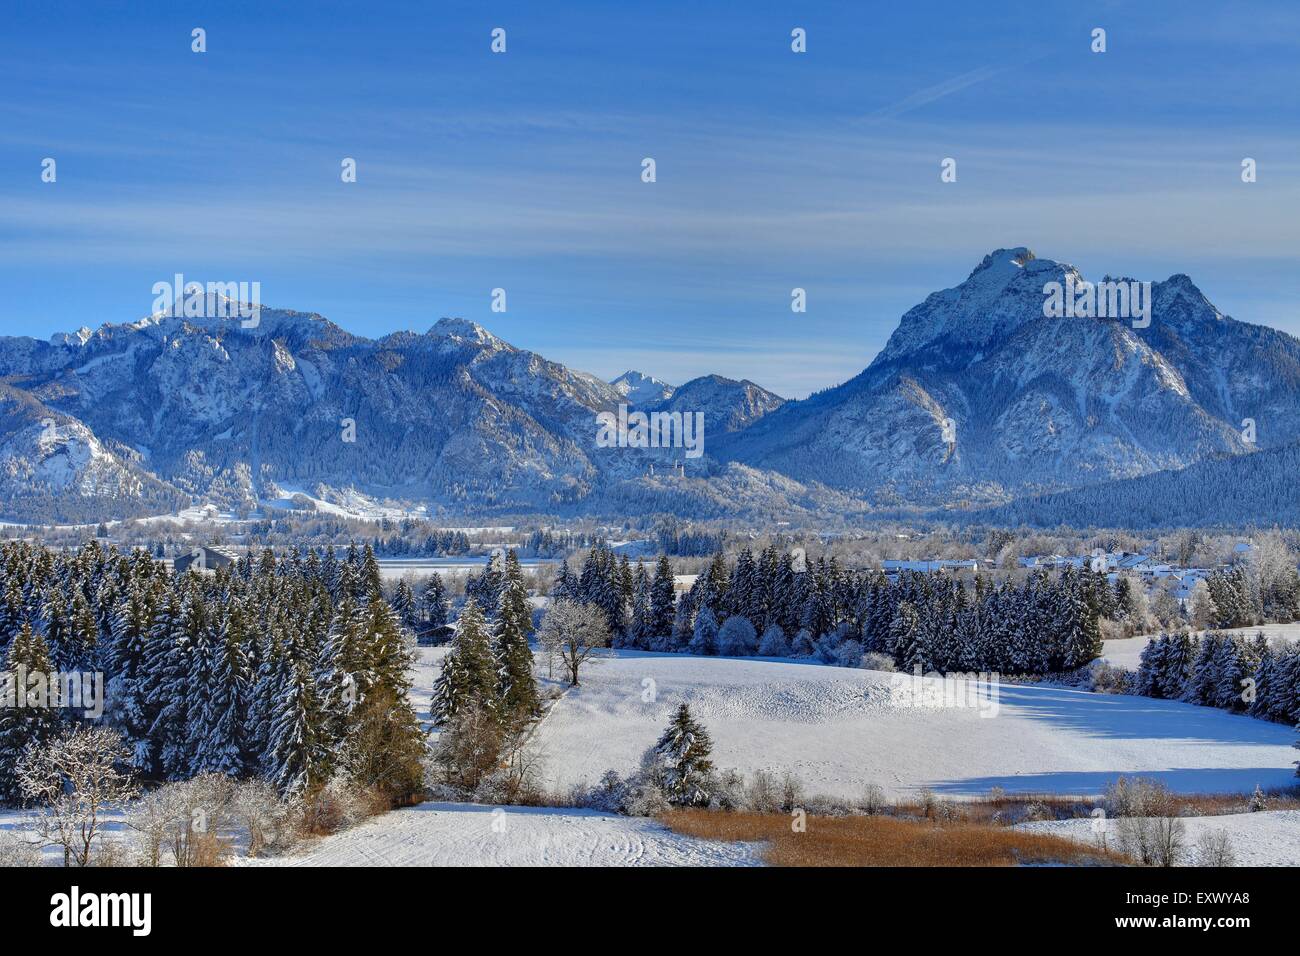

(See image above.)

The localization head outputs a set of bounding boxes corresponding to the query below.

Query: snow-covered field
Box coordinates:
[1018,810,1300,866]
[1102,623,1300,671]
[440,650,1298,802]
[247,802,759,867]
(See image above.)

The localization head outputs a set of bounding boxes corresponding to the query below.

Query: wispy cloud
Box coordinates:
[868,64,1010,119]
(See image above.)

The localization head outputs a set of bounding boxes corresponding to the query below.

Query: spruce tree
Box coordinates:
[1182,633,1220,706]
[1134,634,1168,697]
[431,598,498,724]
[496,552,538,722]
[648,555,677,644]
[420,572,448,639]
[392,579,418,633]
[688,606,719,656]
[362,595,414,704]
[0,625,61,803]
[1212,636,1246,710]
[267,658,329,795]
[193,608,250,777]
[649,703,715,807]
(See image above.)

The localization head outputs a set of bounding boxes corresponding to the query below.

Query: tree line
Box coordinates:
[547,545,1114,675]
[1133,629,1300,728]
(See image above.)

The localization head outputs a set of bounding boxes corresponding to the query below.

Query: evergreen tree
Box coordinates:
[0,625,61,803]
[648,556,676,641]
[431,598,498,724]
[649,703,715,807]
[193,607,249,776]
[420,572,449,639]
[688,606,719,656]
[315,594,364,742]
[144,588,203,778]
[1182,633,1221,706]
[629,563,651,649]
[392,580,418,633]
[1159,631,1195,699]
[105,583,157,745]
[1212,636,1246,710]
[888,601,922,671]
[1133,634,1169,697]
[267,658,329,795]
[496,551,538,722]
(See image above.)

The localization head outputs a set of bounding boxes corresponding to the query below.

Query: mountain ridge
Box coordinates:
[3,249,1296,525]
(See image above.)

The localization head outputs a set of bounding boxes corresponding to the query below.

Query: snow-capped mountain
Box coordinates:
[714,248,1300,505]
[0,308,793,521]
[2,248,1296,523]
[0,388,188,523]
[610,370,675,405]
[648,374,785,434]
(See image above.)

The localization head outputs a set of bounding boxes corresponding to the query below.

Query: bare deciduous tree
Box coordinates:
[18,725,138,867]
[1195,828,1237,866]
[537,599,610,686]
[1106,776,1187,866]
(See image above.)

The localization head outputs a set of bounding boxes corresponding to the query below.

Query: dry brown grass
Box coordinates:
[893,792,1092,824]
[662,810,1131,867]
[1168,785,1300,816]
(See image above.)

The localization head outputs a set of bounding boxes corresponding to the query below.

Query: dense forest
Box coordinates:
[0,541,427,804]
[533,545,1113,675]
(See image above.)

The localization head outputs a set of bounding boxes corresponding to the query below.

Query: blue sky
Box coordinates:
[2,1,1297,397]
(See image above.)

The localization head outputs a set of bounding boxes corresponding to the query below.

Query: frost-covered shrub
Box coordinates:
[780,772,805,813]
[831,639,865,669]
[747,769,783,812]
[717,616,758,656]
[860,652,896,673]
[757,625,790,657]
[579,770,630,813]
[791,628,817,657]
[0,831,41,867]
[1105,776,1186,865]
[1105,776,1176,818]
[623,779,671,817]
[688,607,719,656]
[232,779,295,857]
[709,769,748,811]
[1022,800,1052,822]
[1089,662,1130,695]
[933,800,962,822]
[298,773,387,837]
[129,773,237,867]
[858,783,888,815]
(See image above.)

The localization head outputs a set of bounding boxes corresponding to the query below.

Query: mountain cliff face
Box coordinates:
[1,248,1294,523]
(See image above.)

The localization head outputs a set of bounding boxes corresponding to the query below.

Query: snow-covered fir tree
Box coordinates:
[495,551,538,722]
[647,703,715,807]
